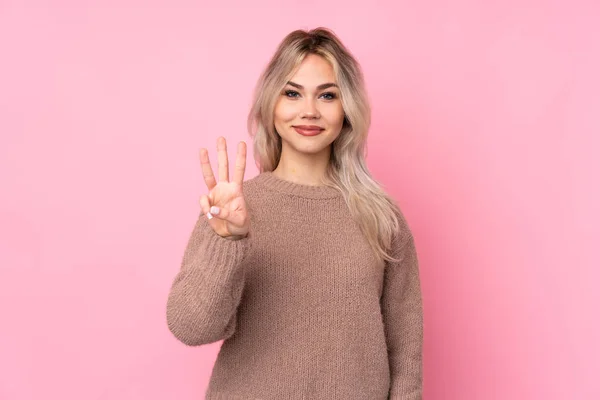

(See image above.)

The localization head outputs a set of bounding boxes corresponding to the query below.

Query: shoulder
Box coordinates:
[389,201,415,251]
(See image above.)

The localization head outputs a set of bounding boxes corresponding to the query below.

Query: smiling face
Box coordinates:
[273,53,345,159]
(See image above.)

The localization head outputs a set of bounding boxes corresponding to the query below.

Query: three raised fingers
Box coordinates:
[200,137,247,189]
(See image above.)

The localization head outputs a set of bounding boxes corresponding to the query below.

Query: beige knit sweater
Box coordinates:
[166,171,424,400]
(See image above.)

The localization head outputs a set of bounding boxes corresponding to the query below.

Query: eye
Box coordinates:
[320,92,337,100]
[284,90,300,98]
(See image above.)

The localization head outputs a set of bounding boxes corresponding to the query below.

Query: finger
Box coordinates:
[199,148,217,191]
[232,140,247,186]
[208,206,245,230]
[217,136,229,182]
[208,205,230,221]
[199,194,212,217]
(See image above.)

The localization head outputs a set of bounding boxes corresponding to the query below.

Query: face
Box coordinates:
[273,53,345,158]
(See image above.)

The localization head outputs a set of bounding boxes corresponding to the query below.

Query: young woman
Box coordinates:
[166,27,424,400]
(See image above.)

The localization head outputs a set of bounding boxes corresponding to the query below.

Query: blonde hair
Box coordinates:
[247,27,407,266]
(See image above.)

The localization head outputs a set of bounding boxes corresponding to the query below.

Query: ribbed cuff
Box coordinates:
[190,216,252,283]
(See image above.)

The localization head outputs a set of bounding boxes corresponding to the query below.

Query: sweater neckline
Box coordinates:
[253,171,343,200]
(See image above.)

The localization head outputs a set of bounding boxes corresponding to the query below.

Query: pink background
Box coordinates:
[1,1,598,399]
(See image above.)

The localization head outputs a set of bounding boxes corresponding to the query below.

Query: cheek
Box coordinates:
[274,101,297,124]
[324,104,345,126]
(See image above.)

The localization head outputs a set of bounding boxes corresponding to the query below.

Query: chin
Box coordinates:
[292,141,332,155]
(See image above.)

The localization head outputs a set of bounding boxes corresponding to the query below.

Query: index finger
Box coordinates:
[199,148,217,191]
[232,140,247,185]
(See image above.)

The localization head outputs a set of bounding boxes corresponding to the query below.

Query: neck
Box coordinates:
[272,144,331,186]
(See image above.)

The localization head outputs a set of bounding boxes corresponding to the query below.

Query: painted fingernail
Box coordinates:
[206,212,213,220]
[210,206,220,215]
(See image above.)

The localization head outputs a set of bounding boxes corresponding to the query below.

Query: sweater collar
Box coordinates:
[253,171,343,200]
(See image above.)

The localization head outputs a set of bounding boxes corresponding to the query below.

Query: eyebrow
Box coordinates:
[286,81,338,90]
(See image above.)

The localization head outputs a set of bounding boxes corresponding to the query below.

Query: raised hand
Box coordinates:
[198,136,249,240]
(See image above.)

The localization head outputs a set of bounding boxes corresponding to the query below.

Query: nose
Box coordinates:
[300,98,320,119]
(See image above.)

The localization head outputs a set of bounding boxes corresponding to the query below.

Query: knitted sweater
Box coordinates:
[166,171,424,400]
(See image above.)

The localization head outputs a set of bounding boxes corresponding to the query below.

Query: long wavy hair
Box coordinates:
[247,27,406,266]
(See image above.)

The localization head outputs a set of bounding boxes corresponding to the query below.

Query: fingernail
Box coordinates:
[206,212,213,220]
[210,206,220,215]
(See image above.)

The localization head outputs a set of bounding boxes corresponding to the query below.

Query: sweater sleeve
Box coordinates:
[166,212,252,346]
[381,230,424,400]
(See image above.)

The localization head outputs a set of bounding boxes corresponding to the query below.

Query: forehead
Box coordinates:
[289,54,336,85]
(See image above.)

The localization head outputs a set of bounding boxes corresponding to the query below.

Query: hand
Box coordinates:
[198,136,250,240]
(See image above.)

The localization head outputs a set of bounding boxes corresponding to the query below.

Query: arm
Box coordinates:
[166,212,252,346]
[381,231,424,400]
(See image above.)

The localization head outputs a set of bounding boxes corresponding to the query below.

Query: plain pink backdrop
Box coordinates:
[1,1,598,399]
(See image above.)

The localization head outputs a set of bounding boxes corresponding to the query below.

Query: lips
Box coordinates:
[293,126,324,136]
